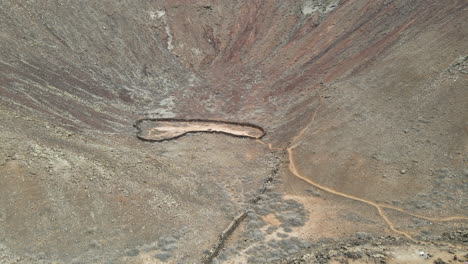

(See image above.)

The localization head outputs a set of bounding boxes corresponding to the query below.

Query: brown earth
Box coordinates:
[0,0,467,263]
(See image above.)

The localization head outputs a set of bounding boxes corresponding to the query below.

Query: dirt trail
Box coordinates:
[136,97,467,263]
[257,95,468,243]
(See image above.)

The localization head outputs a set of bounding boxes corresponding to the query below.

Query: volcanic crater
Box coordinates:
[0,0,467,264]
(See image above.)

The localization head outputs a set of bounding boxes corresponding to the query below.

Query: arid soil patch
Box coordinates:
[135,119,265,141]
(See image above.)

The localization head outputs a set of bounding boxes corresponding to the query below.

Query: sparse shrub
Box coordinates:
[154,252,171,261]
[126,248,139,256]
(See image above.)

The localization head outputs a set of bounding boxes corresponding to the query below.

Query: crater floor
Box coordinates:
[0,0,467,263]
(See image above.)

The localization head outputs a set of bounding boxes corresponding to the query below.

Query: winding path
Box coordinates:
[257,94,468,243]
[135,101,467,263]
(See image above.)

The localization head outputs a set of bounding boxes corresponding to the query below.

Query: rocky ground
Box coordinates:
[0,104,280,263]
[279,234,468,264]
[0,0,467,263]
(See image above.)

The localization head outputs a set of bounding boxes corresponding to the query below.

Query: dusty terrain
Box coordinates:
[136,119,265,141]
[0,0,467,263]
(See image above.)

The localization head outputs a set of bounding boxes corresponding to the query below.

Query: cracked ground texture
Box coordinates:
[0,0,467,263]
